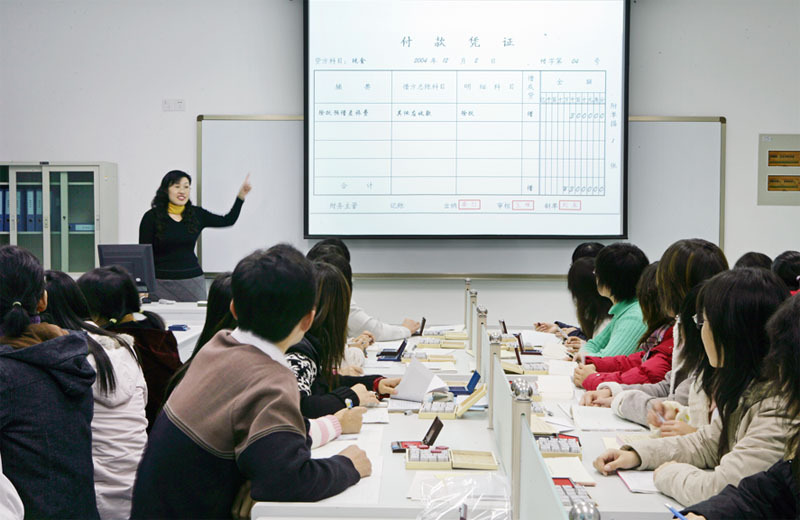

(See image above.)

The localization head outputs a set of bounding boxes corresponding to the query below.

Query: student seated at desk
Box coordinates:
[130,245,369,519]
[78,266,181,432]
[574,262,675,391]
[43,270,147,520]
[594,268,795,506]
[733,251,772,270]
[308,238,420,340]
[773,250,800,295]
[581,239,728,434]
[568,243,649,360]
[0,246,99,519]
[287,261,401,418]
[535,256,612,343]
[164,271,366,445]
[680,293,800,520]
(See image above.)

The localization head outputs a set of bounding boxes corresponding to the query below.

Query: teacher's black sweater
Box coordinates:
[139,198,243,279]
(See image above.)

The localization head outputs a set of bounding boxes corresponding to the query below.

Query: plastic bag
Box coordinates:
[417,473,511,520]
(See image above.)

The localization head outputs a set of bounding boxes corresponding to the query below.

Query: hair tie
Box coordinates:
[109,318,118,325]
[12,301,22,307]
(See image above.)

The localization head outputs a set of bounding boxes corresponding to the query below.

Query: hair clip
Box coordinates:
[109,318,118,324]
[12,301,22,307]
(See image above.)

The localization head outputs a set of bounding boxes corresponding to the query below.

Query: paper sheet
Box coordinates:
[546,360,578,377]
[543,416,575,433]
[424,324,465,333]
[406,470,501,501]
[544,457,596,486]
[535,375,575,400]
[393,359,447,402]
[571,405,646,431]
[319,457,385,505]
[388,399,421,412]
[602,437,621,450]
[618,470,659,494]
[362,407,389,424]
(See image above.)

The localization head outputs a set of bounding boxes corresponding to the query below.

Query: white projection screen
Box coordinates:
[305,0,630,238]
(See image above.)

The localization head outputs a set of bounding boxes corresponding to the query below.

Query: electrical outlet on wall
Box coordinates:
[162,99,186,112]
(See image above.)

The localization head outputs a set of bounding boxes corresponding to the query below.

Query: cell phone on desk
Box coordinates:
[412,317,426,336]
[391,417,444,453]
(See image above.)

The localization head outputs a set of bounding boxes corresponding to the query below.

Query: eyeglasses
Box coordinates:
[692,313,705,330]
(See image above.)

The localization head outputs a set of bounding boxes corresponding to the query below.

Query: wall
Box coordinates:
[1,0,798,325]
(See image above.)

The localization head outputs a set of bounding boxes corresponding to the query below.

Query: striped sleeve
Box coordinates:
[592,312,647,357]
[308,415,342,449]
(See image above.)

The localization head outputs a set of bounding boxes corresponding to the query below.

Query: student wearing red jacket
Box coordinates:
[574,262,675,390]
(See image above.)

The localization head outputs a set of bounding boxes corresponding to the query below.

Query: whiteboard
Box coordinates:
[198,116,724,276]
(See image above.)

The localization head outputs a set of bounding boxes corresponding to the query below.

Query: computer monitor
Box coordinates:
[97,244,158,299]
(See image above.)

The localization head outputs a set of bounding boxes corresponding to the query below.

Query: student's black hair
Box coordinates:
[313,238,350,262]
[696,268,789,459]
[0,245,46,338]
[150,170,200,238]
[760,293,800,478]
[571,242,605,263]
[164,272,235,400]
[593,242,649,302]
[734,251,772,270]
[42,270,139,395]
[77,265,166,330]
[772,250,800,291]
[231,244,316,343]
[657,239,729,316]
[307,243,347,262]
[636,262,674,345]
[567,257,611,339]
[315,252,353,289]
[308,261,352,387]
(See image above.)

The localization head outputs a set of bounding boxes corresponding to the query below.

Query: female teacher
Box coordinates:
[139,170,252,302]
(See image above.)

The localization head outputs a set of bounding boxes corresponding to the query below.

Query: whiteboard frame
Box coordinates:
[196,115,725,279]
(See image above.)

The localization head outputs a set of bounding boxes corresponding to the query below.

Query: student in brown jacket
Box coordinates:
[594,268,795,506]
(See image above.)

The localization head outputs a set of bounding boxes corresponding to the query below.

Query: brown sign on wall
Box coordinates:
[768,175,800,191]
[768,150,800,167]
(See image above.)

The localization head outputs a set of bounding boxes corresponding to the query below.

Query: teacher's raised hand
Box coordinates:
[238,173,252,200]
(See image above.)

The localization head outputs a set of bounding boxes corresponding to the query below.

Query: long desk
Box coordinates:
[141,302,206,361]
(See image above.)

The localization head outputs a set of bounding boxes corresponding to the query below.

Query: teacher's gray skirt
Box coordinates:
[155,275,207,302]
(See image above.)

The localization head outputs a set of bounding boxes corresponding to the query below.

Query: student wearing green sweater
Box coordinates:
[567,243,649,361]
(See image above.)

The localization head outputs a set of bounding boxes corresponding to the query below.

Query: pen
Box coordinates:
[665,503,688,520]
[345,398,353,409]
[656,410,666,424]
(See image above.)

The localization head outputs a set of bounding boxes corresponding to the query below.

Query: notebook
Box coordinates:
[571,405,646,431]
[618,470,659,494]
[544,456,596,486]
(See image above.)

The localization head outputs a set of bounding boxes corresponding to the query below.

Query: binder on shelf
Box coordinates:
[16,189,24,232]
[50,186,61,232]
[1,188,7,232]
[68,223,95,232]
[25,189,35,232]
[34,188,43,232]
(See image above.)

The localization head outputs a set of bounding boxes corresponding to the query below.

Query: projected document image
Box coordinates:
[306,0,627,237]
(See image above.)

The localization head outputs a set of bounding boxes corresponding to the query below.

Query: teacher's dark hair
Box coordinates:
[78,265,166,330]
[151,170,199,237]
[0,245,46,338]
[232,244,316,343]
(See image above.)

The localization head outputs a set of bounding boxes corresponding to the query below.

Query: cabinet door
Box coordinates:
[9,167,47,265]
[46,168,98,273]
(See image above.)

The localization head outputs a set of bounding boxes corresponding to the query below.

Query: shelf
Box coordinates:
[69,231,94,235]
[17,231,44,235]
[15,182,42,186]
[68,182,94,186]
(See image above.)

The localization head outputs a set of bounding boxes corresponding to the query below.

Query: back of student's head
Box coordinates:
[311,238,351,262]
[636,262,673,342]
[232,244,316,343]
[571,242,605,263]
[43,270,136,395]
[696,267,789,458]
[307,243,347,262]
[593,242,649,302]
[772,250,800,291]
[761,293,800,467]
[567,257,611,339]
[78,265,164,329]
[309,261,352,380]
[734,251,772,270]
[0,245,45,338]
[315,252,353,289]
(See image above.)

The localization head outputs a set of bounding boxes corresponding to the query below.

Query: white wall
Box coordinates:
[1,0,798,326]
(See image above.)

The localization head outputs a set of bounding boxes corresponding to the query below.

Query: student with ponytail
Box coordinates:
[43,270,147,520]
[0,245,99,519]
[78,265,180,430]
